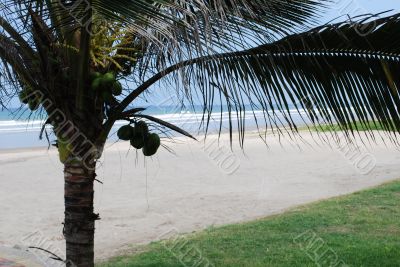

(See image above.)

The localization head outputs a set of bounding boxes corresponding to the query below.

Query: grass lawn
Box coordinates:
[98,180,400,267]
[311,121,387,132]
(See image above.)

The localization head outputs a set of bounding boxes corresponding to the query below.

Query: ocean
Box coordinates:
[0,105,309,150]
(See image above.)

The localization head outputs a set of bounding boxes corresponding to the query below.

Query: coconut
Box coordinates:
[112,81,123,96]
[136,121,149,136]
[142,133,160,156]
[91,77,102,90]
[117,125,134,140]
[130,136,145,149]
[90,72,101,81]
[129,126,146,149]
[102,72,115,87]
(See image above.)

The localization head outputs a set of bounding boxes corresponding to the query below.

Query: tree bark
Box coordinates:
[64,160,98,267]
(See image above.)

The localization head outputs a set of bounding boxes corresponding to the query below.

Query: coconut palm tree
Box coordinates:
[1,0,400,266]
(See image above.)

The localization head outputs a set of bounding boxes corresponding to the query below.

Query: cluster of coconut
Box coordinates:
[117,121,161,156]
[90,72,122,101]
[19,87,42,111]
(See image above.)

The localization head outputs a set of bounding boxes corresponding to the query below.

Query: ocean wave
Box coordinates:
[0,109,313,133]
[0,120,44,127]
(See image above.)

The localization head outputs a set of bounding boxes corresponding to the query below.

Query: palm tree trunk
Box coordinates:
[64,160,97,267]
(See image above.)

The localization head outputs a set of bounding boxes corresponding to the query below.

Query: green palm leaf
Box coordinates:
[117,14,400,144]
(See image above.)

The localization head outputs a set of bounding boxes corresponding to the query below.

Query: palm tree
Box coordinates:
[1,0,400,266]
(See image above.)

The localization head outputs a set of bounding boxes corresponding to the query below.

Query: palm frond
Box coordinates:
[0,34,40,91]
[3,0,327,70]
[116,13,400,145]
[109,0,328,76]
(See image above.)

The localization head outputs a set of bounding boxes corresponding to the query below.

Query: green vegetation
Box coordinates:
[312,121,387,132]
[98,180,400,267]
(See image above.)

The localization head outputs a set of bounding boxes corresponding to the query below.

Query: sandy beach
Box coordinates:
[0,131,400,263]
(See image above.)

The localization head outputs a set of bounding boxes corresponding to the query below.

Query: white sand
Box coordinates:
[0,131,400,262]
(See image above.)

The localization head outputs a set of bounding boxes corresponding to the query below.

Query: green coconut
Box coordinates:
[130,136,145,149]
[117,125,134,140]
[102,72,115,87]
[90,72,101,81]
[136,121,149,135]
[91,77,102,91]
[129,126,146,149]
[112,81,123,96]
[143,133,160,156]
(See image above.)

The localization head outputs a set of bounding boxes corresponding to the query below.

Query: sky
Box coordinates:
[322,0,399,23]
[6,0,400,108]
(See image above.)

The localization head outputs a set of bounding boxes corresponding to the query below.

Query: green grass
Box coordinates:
[311,121,387,132]
[98,180,400,267]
